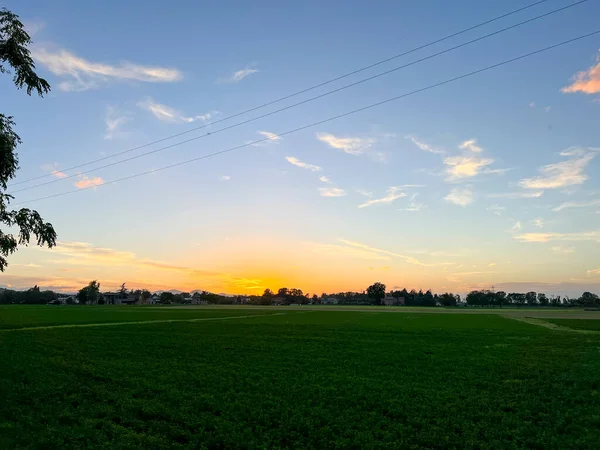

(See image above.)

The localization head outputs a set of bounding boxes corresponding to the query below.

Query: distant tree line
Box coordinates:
[1,281,599,308]
[465,290,600,308]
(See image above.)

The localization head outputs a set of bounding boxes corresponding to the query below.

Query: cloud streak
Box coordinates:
[319,187,346,197]
[358,186,406,208]
[32,48,183,91]
[552,199,600,212]
[41,163,67,179]
[104,106,130,140]
[561,51,600,94]
[217,66,259,83]
[519,151,596,189]
[405,135,445,154]
[137,98,214,124]
[514,230,600,243]
[444,187,473,206]
[74,176,104,189]
[317,133,375,155]
[286,157,322,172]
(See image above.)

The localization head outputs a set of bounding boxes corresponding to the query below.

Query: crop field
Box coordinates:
[1,307,600,448]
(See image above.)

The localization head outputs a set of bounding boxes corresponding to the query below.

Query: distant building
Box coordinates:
[383,294,405,306]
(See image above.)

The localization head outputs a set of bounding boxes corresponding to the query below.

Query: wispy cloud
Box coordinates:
[532,218,545,228]
[552,199,600,212]
[444,155,494,180]
[529,101,536,108]
[74,176,104,189]
[400,193,425,212]
[561,51,600,94]
[219,175,231,181]
[487,204,506,216]
[319,187,346,197]
[458,139,482,153]
[587,268,600,275]
[32,47,183,91]
[511,221,522,233]
[286,157,322,172]
[337,239,448,267]
[488,191,544,199]
[552,245,575,254]
[405,135,445,154]
[444,187,473,206]
[253,131,281,147]
[104,106,130,140]
[317,133,375,155]
[319,176,332,184]
[514,230,600,243]
[41,163,67,179]
[217,66,259,83]
[519,151,596,189]
[23,20,45,37]
[358,186,406,208]
[137,98,214,124]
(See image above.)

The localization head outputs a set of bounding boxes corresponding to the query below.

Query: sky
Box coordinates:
[2,0,600,297]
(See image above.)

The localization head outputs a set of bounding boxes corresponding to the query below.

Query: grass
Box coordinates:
[0,305,270,330]
[544,318,600,331]
[1,308,600,448]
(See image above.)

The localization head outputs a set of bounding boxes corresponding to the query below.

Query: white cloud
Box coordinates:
[444,155,494,180]
[23,20,45,37]
[529,101,536,108]
[319,176,332,184]
[358,186,406,208]
[286,157,322,172]
[514,230,600,243]
[219,175,231,181]
[319,187,346,197]
[317,133,375,155]
[488,191,544,199]
[254,130,281,146]
[459,139,482,153]
[552,245,575,254]
[41,163,67,179]
[561,51,600,94]
[337,239,448,267]
[487,204,506,216]
[511,221,522,233]
[553,199,600,212]
[32,48,182,91]
[532,218,545,228]
[444,187,473,206]
[587,268,600,275]
[137,98,214,124]
[74,176,104,189]
[399,193,425,212]
[519,152,596,189]
[217,66,259,83]
[405,135,445,154]
[104,106,130,140]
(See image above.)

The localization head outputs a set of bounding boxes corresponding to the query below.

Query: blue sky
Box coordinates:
[2,0,600,296]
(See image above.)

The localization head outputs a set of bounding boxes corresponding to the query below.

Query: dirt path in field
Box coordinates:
[0,312,290,332]
[506,316,600,334]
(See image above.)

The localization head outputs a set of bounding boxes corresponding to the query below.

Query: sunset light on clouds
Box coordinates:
[3,0,600,298]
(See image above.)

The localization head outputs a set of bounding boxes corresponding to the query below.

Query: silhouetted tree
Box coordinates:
[367,282,386,305]
[0,8,56,271]
[526,291,538,306]
[78,280,100,305]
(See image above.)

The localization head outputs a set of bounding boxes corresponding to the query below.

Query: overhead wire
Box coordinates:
[13,29,600,207]
[9,0,562,187]
[9,0,589,195]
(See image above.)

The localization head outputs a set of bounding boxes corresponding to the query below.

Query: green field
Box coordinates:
[545,318,600,331]
[1,307,600,448]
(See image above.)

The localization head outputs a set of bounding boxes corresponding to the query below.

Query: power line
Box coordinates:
[9,0,588,195]
[9,0,560,188]
[14,29,600,207]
